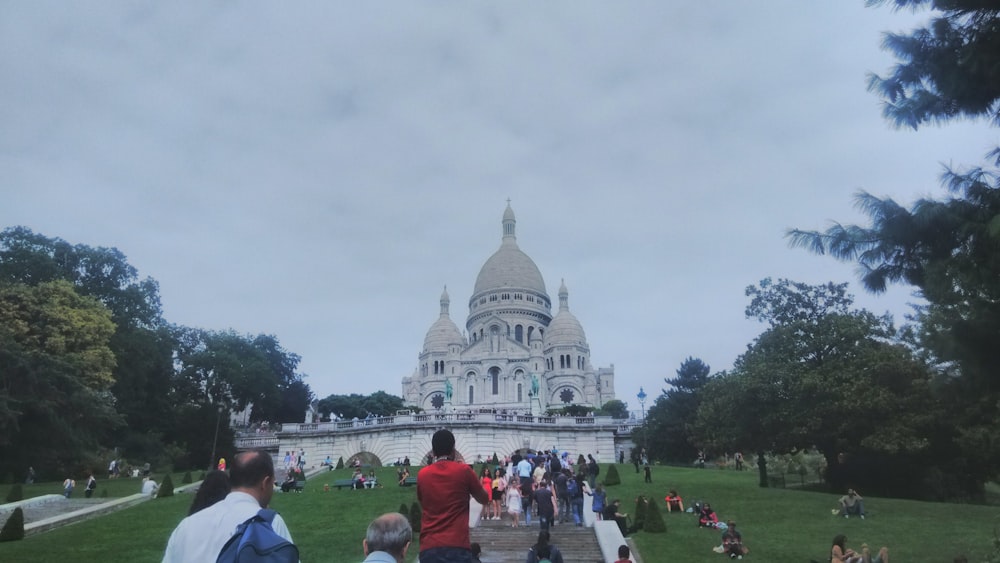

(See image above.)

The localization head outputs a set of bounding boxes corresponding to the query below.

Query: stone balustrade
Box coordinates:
[273,414,634,436]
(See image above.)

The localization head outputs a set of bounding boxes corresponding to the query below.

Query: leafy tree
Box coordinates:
[644,357,711,463]
[596,399,628,419]
[275,380,314,423]
[0,281,121,477]
[173,328,311,425]
[866,0,1000,129]
[362,391,405,417]
[693,279,950,498]
[781,1,1000,498]
[316,391,405,420]
[0,227,173,465]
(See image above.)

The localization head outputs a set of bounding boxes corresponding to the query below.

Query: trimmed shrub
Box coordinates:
[336,457,345,470]
[409,501,422,533]
[604,464,621,486]
[157,474,174,498]
[199,472,206,481]
[0,507,24,542]
[491,453,499,465]
[181,471,192,484]
[399,503,409,518]
[5,484,23,503]
[100,489,108,498]
[633,495,648,531]
[643,495,667,533]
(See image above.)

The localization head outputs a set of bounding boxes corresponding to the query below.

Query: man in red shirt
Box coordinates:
[417,429,490,563]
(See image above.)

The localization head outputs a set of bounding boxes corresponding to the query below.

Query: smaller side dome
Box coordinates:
[423,286,464,351]
[545,280,587,346]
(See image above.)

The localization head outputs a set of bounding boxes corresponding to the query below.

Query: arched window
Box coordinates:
[517,383,523,402]
[527,326,534,342]
[515,325,523,343]
[559,355,565,369]
[468,386,474,405]
[490,367,500,395]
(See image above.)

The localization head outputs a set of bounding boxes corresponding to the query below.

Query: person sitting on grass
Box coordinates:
[698,502,719,528]
[838,488,866,519]
[397,466,410,486]
[721,520,748,560]
[830,534,889,563]
[141,477,159,497]
[280,472,298,493]
[614,544,631,563]
[664,489,684,512]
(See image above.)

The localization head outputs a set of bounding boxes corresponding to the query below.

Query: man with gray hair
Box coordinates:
[362,513,412,563]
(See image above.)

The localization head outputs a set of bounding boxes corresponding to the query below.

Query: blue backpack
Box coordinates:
[216,509,299,563]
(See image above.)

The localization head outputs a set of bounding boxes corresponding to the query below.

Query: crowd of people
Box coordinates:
[150,437,909,562]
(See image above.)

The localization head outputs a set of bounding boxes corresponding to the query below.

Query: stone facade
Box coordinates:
[402,204,616,413]
[254,414,637,468]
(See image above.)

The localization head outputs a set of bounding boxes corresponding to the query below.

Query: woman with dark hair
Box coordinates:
[480,467,494,520]
[831,534,889,563]
[188,470,231,515]
[526,530,563,563]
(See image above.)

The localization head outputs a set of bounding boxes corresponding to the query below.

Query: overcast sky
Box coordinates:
[3,2,997,410]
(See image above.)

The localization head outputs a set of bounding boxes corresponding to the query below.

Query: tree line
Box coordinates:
[644,1,1000,501]
[0,227,314,481]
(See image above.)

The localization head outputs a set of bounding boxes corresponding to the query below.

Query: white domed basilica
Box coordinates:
[402,204,616,412]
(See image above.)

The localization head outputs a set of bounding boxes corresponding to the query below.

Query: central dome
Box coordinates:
[472,204,547,296]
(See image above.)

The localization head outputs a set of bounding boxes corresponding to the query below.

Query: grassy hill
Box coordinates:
[1,464,996,562]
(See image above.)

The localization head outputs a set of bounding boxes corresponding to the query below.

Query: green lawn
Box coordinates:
[2,471,201,501]
[1,465,996,562]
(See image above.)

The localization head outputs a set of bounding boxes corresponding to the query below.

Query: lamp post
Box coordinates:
[637,387,648,454]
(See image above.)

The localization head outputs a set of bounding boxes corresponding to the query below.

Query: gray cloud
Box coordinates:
[2,2,993,405]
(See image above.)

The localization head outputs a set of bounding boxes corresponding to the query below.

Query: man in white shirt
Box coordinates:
[141,477,159,497]
[162,450,294,563]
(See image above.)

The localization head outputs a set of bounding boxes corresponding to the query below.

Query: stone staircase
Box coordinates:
[470,519,604,563]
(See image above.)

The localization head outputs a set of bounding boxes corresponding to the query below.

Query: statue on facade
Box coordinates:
[531,374,540,397]
[445,379,453,400]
